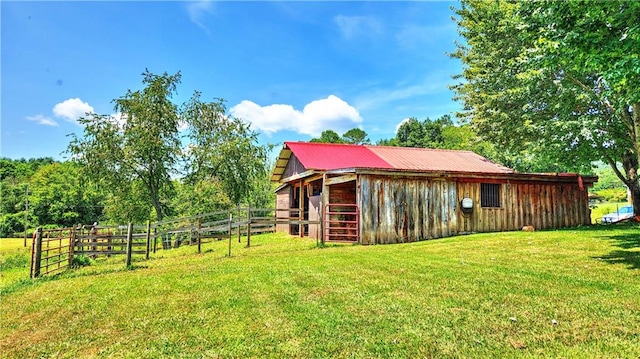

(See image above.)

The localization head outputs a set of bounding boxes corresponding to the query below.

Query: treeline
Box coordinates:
[0,157,274,237]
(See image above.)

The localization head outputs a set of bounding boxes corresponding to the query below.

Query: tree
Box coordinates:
[391,116,456,148]
[309,129,344,144]
[451,0,640,215]
[308,128,371,144]
[29,162,103,227]
[181,93,269,206]
[342,128,370,144]
[0,157,58,236]
[69,70,181,222]
[68,70,269,221]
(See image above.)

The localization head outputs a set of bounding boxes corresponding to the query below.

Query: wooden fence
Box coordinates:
[30,207,310,278]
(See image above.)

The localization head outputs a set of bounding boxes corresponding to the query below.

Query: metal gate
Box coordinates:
[324,203,359,242]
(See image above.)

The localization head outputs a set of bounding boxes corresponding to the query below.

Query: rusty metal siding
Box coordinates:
[359,175,458,244]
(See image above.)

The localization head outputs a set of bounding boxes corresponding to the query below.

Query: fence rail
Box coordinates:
[324,203,359,242]
[30,228,74,278]
[30,207,329,278]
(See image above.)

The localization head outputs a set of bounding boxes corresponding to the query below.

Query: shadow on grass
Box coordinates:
[591,222,640,270]
[595,250,640,270]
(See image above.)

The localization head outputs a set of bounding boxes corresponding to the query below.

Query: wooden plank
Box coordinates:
[325,174,357,186]
[440,180,449,238]
[359,176,372,245]
[373,177,382,244]
[448,181,458,235]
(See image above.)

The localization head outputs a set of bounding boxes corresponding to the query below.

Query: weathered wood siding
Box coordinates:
[329,181,357,205]
[282,154,306,179]
[308,195,321,239]
[359,175,458,244]
[358,175,591,244]
[456,180,591,233]
[275,185,290,233]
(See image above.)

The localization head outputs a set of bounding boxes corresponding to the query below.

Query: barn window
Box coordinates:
[481,183,501,208]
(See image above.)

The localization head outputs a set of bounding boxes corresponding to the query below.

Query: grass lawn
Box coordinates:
[1,225,639,358]
[0,238,32,292]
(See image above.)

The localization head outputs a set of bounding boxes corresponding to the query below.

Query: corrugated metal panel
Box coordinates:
[281,142,513,174]
[368,146,513,174]
[284,142,394,171]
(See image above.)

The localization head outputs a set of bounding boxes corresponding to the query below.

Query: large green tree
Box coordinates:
[181,93,269,207]
[451,0,640,215]
[69,70,181,222]
[68,70,268,222]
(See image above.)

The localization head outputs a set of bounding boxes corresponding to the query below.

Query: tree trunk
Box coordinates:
[630,180,640,217]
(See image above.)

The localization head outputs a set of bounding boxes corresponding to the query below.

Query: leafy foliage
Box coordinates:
[67,70,270,223]
[310,128,370,144]
[309,129,345,144]
[29,162,104,227]
[342,128,370,144]
[182,93,269,206]
[451,0,640,213]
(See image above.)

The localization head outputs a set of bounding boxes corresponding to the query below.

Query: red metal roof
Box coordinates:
[284,142,394,171]
[369,146,513,174]
[280,141,513,174]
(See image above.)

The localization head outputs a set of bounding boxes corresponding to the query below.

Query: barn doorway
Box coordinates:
[324,179,359,242]
[290,182,309,236]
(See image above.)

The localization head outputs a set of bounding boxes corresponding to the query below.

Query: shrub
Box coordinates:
[71,255,92,268]
[596,188,628,202]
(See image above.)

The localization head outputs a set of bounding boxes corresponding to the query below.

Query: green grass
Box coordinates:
[0,238,32,292]
[1,226,639,358]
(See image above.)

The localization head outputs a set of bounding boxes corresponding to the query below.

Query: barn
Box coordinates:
[271,141,597,244]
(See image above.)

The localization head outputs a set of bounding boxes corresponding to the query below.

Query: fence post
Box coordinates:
[69,227,75,267]
[153,227,157,253]
[145,220,151,260]
[125,222,133,267]
[246,207,251,248]
[228,212,232,257]
[31,227,42,278]
[197,217,202,253]
[237,206,241,243]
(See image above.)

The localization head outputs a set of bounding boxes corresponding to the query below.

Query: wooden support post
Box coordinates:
[68,228,75,267]
[145,220,151,259]
[228,212,232,257]
[246,206,251,247]
[153,227,157,253]
[125,222,133,267]
[321,174,329,245]
[299,179,304,238]
[31,227,42,278]
[197,217,202,253]
[237,206,242,243]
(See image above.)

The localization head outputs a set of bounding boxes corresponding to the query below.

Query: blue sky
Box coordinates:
[2,1,463,161]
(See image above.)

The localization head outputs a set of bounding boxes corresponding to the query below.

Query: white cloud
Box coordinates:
[230,95,363,137]
[187,0,214,34]
[334,15,382,40]
[52,98,94,123]
[26,114,59,127]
